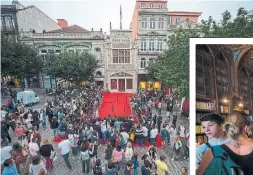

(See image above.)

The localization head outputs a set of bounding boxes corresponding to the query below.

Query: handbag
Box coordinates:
[50,150,57,161]
[22,148,29,157]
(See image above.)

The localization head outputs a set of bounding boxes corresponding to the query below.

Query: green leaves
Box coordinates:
[45,50,98,86]
[1,36,43,79]
[147,7,253,98]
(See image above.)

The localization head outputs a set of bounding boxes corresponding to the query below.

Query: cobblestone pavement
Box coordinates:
[2,93,189,175]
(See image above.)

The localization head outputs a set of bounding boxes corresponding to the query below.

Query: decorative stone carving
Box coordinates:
[110,72,134,77]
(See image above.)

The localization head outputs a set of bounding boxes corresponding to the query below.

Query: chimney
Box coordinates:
[110,22,112,31]
[57,19,68,28]
[100,28,102,31]
[91,28,93,31]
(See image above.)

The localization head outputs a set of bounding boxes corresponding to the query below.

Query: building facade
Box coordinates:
[104,29,138,93]
[19,23,105,88]
[131,0,201,89]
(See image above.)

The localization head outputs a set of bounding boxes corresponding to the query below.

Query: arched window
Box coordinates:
[140,58,146,69]
[96,71,102,77]
[196,45,215,98]
[215,52,231,98]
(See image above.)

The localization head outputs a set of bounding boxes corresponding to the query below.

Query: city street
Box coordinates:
[1,89,189,175]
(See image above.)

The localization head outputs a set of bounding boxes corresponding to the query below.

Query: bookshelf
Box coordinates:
[196,100,217,145]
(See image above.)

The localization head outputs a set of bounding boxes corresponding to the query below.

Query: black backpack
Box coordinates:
[93,165,102,175]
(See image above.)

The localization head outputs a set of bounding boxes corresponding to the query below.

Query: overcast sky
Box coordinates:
[2,0,253,33]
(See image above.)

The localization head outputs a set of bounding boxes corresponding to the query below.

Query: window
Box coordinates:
[141,58,146,68]
[41,49,47,54]
[140,3,145,8]
[126,79,133,89]
[168,16,172,25]
[125,49,130,63]
[150,3,154,8]
[157,39,163,51]
[149,39,155,51]
[119,49,124,63]
[141,39,147,51]
[158,18,164,29]
[96,71,102,77]
[158,4,163,8]
[111,79,117,89]
[141,18,148,29]
[150,18,155,29]
[176,17,180,24]
[113,49,118,63]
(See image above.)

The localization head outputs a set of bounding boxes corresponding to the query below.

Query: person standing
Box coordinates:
[40,139,54,169]
[58,139,72,169]
[155,155,168,175]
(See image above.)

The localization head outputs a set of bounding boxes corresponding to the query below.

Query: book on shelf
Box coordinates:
[196,101,216,110]
[220,105,230,113]
[196,125,202,133]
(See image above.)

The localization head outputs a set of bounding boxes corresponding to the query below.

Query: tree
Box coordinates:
[1,36,43,79]
[147,7,253,98]
[200,7,253,37]
[45,50,99,86]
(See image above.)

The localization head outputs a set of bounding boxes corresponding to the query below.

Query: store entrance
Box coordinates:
[118,79,125,92]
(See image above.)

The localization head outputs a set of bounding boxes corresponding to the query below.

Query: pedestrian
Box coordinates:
[40,109,47,129]
[28,137,40,157]
[125,142,134,162]
[124,160,134,175]
[39,139,54,169]
[58,139,72,169]
[32,110,40,130]
[104,161,118,175]
[2,158,19,175]
[155,155,168,175]
[112,145,124,171]
[104,143,113,169]
[93,159,103,175]
[131,152,139,175]
[12,142,28,174]
[80,141,95,174]
[50,116,59,139]
[29,155,47,175]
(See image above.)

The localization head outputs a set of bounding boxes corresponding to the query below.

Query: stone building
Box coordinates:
[131,0,201,89]
[19,21,105,88]
[104,29,138,93]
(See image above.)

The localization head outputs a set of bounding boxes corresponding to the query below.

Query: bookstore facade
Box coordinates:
[196,44,253,144]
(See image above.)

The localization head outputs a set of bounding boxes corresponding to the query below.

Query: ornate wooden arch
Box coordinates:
[234,45,253,93]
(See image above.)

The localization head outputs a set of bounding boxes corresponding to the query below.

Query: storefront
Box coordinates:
[195,44,253,145]
[108,72,136,93]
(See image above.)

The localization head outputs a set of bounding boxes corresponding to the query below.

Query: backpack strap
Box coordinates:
[205,142,212,149]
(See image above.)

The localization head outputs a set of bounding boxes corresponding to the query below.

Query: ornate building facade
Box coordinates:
[104,29,138,93]
[19,24,105,88]
[131,0,201,89]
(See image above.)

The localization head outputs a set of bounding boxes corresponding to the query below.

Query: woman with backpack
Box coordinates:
[80,141,95,174]
[197,111,253,175]
[93,159,103,175]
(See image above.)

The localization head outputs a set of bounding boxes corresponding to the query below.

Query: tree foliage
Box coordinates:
[147,7,253,98]
[1,36,43,79]
[45,50,99,85]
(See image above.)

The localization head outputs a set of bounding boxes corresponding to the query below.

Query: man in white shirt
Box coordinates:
[58,139,72,169]
[142,125,149,145]
[150,126,158,146]
[0,145,13,166]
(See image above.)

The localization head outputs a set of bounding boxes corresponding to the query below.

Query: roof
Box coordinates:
[48,25,89,33]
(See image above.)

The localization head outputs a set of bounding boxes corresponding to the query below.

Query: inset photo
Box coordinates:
[190,39,253,175]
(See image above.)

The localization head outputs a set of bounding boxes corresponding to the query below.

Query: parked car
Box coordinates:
[16,90,39,105]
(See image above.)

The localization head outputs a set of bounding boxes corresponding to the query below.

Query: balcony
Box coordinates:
[138,49,164,55]
[107,64,136,70]
[138,68,148,74]
[138,8,168,15]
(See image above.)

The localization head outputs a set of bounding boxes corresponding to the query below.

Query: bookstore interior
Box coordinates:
[196,44,253,145]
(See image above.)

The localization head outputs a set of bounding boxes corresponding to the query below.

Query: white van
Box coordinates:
[17,90,39,105]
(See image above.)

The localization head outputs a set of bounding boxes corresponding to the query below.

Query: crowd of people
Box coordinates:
[196,112,253,175]
[1,85,189,175]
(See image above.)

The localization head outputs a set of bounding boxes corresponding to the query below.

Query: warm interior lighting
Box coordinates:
[223,97,228,103]
[238,102,243,107]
